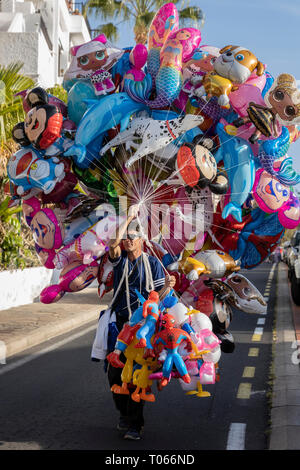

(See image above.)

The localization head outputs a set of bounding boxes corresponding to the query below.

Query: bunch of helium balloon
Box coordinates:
[6,2,300,397]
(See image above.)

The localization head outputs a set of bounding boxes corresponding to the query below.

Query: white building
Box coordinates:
[0,0,91,87]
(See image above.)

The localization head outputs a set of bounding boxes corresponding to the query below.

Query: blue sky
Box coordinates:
[88,0,300,178]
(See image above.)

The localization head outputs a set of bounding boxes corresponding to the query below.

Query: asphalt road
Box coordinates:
[0,262,278,451]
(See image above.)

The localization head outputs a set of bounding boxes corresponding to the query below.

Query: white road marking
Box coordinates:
[253,327,264,336]
[229,264,275,450]
[226,423,246,450]
[0,324,96,377]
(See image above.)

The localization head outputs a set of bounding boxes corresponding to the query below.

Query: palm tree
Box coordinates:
[0,62,38,270]
[0,62,35,146]
[85,0,205,44]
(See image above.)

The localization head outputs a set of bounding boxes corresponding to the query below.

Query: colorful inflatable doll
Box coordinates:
[153,313,193,388]
[233,73,300,143]
[147,2,179,84]
[252,168,300,229]
[195,44,264,109]
[215,120,256,222]
[63,34,124,124]
[125,27,201,109]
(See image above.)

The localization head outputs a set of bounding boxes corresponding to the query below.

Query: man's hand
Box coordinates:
[164,275,176,289]
[128,204,140,219]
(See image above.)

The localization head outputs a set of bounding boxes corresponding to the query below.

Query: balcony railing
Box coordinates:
[66,1,85,15]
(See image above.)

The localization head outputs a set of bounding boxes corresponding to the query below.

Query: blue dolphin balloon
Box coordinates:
[215,122,255,223]
[64,93,149,168]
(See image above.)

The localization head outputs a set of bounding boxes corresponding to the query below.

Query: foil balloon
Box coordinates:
[225,273,267,314]
[40,260,99,304]
[125,27,201,109]
[147,2,179,83]
[215,121,255,222]
[64,92,149,167]
[252,168,300,228]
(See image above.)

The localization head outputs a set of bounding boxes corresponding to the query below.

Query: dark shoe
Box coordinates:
[216,331,235,353]
[117,416,129,432]
[124,427,143,440]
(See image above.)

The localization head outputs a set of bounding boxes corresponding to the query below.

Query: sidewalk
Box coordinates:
[0,287,112,360]
[269,262,300,450]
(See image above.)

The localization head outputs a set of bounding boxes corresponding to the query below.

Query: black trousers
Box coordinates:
[107,353,145,431]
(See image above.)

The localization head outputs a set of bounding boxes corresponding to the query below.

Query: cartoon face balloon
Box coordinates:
[253,169,290,213]
[264,73,300,127]
[176,138,229,195]
[30,209,64,250]
[12,87,63,150]
[64,34,124,82]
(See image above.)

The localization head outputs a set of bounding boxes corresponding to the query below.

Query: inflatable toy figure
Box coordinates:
[181,46,220,92]
[147,2,179,84]
[224,273,267,314]
[175,137,229,194]
[107,321,158,403]
[252,169,300,229]
[215,120,255,222]
[173,46,220,118]
[7,146,65,197]
[168,249,240,281]
[153,313,193,388]
[40,260,99,304]
[100,114,204,168]
[233,74,300,143]
[179,328,221,397]
[107,322,142,369]
[21,197,119,303]
[171,309,221,396]
[125,27,201,109]
[64,92,149,167]
[64,34,123,95]
[122,44,148,83]
[195,45,264,108]
[229,208,285,269]
[6,148,83,217]
[134,291,160,354]
[13,87,75,159]
[53,212,123,269]
[63,34,125,125]
[171,256,210,281]
[12,87,63,150]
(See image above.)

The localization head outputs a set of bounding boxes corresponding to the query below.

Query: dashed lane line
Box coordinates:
[242,366,255,378]
[226,423,247,450]
[237,383,252,399]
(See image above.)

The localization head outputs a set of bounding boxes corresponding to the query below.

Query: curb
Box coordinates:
[288,275,300,344]
[4,309,103,360]
[269,263,300,450]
